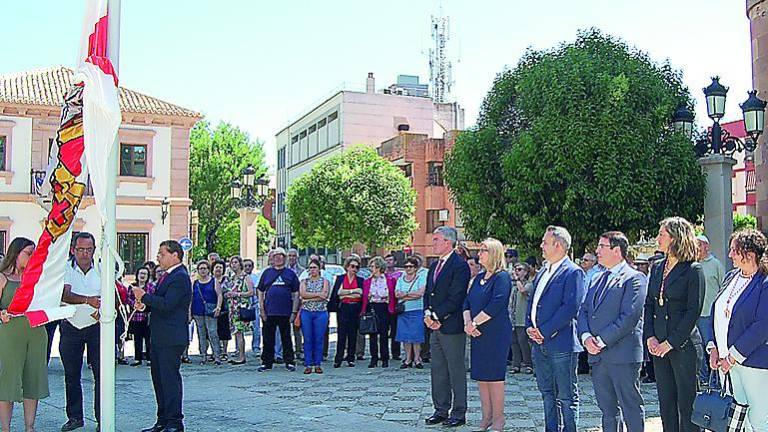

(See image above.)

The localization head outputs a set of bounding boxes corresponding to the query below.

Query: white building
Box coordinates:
[274,73,463,262]
[0,66,201,273]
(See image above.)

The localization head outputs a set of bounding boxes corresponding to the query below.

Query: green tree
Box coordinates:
[190,120,268,254]
[733,214,757,232]
[445,29,705,254]
[286,146,417,251]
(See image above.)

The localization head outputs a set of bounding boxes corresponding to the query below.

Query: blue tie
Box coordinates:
[592,272,611,307]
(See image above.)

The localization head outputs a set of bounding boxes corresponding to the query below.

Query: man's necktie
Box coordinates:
[433,260,444,283]
[592,272,612,307]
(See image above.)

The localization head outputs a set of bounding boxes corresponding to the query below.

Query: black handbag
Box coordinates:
[359,309,379,334]
[394,302,406,315]
[195,283,218,318]
[238,307,257,322]
[692,371,748,432]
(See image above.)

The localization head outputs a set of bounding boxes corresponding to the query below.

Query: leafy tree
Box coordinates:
[445,29,705,255]
[190,120,268,254]
[734,214,757,232]
[286,146,417,252]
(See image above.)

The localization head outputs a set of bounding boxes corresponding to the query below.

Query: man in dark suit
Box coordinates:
[526,226,586,432]
[423,226,471,428]
[578,231,648,432]
[133,240,192,432]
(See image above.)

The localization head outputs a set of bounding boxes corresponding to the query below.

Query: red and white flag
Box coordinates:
[8,0,122,327]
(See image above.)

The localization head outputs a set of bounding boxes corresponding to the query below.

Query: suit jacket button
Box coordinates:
[431,293,435,296]
[592,315,596,319]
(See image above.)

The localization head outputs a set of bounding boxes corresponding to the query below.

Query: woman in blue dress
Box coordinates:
[463,238,512,432]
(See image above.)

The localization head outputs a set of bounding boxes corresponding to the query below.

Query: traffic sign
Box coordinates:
[179,237,193,251]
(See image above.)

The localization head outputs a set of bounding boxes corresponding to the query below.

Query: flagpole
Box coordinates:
[100,1,120,431]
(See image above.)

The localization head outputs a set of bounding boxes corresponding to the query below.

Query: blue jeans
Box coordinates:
[532,345,579,432]
[697,316,716,385]
[251,302,261,353]
[300,310,329,367]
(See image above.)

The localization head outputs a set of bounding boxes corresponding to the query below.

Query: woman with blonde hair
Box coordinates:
[463,238,512,431]
[644,216,704,432]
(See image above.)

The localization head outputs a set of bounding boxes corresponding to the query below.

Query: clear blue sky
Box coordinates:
[2,1,753,170]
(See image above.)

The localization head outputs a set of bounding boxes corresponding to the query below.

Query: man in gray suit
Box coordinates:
[577,231,648,432]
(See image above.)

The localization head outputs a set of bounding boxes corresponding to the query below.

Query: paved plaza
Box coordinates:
[18,333,664,432]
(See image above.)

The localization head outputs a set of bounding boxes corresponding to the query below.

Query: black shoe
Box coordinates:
[368,361,377,368]
[140,425,165,432]
[414,362,424,369]
[392,356,401,361]
[347,361,355,367]
[381,360,389,368]
[275,357,284,364]
[181,356,191,364]
[286,364,296,372]
[425,414,447,425]
[116,358,129,365]
[130,360,142,367]
[356,355,365,361]
[257,365,272,372]
[400,362,411,369]
[443,418,466,427]
[642,376,656,384]
[161,427,184,432]
[333,362,342,368]
[61,419,84,431]
[422,357,430,363]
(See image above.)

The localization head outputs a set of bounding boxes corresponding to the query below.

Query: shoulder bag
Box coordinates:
[195,282,217,318]
[692,371,748,432]
[359,308,379,335]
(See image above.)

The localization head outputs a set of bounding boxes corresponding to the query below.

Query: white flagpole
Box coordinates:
[100,0,120,430]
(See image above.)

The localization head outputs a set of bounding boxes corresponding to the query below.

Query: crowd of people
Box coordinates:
[2,215,768,431]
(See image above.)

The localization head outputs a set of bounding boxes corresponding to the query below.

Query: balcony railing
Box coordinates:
[30,169,93,196]
[746,167,756,194]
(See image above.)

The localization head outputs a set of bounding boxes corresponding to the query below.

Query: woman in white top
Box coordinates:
[707,229,768,431]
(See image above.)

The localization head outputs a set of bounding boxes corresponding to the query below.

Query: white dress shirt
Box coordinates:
[64,262,101,328]
[530,256,567,327]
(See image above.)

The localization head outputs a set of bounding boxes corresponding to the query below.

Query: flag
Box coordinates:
[8,0,122,327]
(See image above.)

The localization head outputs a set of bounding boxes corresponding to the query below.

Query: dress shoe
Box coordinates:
[333,362,342,368]
[160,427,184,432]
[381,360,389,368]
[181,356,191,364]
[314,366,323,374]
[414,362,424,369]
[285,364,296,372]
[61,418,84,431]
[356,355,365,361]
[257,365,272,372]
[131,360,143,367]
[425,414,447,425]
[303,367,313,374]
[140,425,165,432]
[368,361,377,368]
[443,418,466,427]
[347,361,355,367]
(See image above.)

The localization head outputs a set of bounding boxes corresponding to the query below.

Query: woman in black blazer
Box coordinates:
[644,216,704,432]
[332,256,365,368]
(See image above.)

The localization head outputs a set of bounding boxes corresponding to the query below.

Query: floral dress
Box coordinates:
[228,273,251,333]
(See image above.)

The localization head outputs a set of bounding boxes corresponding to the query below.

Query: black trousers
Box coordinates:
[59,321,100,422]
[369,303,391,362]
[149,344,185,429]
[262,315,294,367]
[129,320,151,362]
[653,341,699,432]
[389,312,401,359]
[335,302,361,363]
[45,320,60,363]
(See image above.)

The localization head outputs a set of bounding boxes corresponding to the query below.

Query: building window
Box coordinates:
[0,230,6,254]
[400,164,413,178]
[299,130,308,161]
[427,162,444,186]
[118,232,148,276]
[308,125,318,157]
[277,148,286,169]
[426,210,445,233]
[120,144,147,177]
[277,192,286,213]
[328,111,339,147]
[0,136,6,171]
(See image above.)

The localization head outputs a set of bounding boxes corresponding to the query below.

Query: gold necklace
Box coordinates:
[725,273,754,318]
[658,259,676,307]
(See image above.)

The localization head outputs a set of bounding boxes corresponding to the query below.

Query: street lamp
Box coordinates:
[230,165,268,209]
[672,77,767,157]
[160,197,170,225]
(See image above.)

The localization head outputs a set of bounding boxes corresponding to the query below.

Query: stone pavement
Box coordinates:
[16,334,664,431]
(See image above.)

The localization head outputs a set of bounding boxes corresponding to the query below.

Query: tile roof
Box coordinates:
[0,66,201,118]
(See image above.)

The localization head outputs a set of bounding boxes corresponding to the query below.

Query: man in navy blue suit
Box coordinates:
[133,240,192,432]
[527,226,586,432]
[578,231,648,432]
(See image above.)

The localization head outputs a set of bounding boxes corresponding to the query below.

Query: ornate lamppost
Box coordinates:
[672,77,766,266]
[230,165,269,259]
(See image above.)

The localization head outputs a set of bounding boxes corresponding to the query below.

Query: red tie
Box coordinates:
[433,260,444,283]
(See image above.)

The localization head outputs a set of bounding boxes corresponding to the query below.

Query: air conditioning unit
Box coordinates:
[438,209,450,222]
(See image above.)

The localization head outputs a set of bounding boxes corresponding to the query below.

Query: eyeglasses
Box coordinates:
[404,264,416,268]
[74,247,95,253]
[348,264,359,269]
[514,268,525,272]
